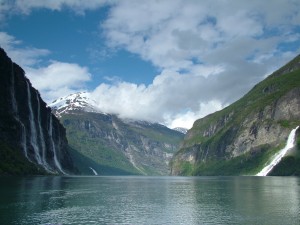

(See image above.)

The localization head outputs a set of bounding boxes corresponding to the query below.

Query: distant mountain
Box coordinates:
[50,92,184,175]
[49,92,101,118]
[0,48,75,175]
[171,54,300,176]
[173,127,188,134]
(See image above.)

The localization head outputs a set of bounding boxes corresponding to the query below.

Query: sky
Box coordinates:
[1,0,300,129]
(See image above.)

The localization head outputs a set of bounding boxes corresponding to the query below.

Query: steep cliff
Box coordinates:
[0,48,74,175]
[50,93,184,175]
[171,55,300,176]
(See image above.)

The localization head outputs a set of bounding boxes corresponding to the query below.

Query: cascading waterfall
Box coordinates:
[48,114,66,174]
[19,124,27,157]
[256,126,299,176]
[10,62,17,113]
[57,130,67,175]
[26,81,43,166]
[36,92,51,171]
[10,62,28,159]
[89,167,98,175]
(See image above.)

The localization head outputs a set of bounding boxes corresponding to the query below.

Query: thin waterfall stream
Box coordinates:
[48,114,66,174]
[10,62,28,159]
[89,167,98,175]
[36,91,51,171]
[256,126,299,176]
[26,81,43,166]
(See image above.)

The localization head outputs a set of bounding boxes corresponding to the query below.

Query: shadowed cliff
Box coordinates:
[0,48,75,175]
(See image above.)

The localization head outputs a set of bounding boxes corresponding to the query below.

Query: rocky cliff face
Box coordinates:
[62,112,183,175]
[0,48,74,175]
[50,92,184,175]
[171,55,300,176]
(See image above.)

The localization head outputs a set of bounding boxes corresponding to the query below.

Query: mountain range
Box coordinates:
[1,47,299,176]
[49,92,184,175]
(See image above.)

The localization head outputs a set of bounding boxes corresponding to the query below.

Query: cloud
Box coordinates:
[0,1,13,23]
[26,61,91,102]
[12,0,111,15]
[165,100,224,129]
[90,68,246,129]
[0,32,91,103]
[102,0,300,70]
[90,0,300,128]
[0,32,50,67]
[2,1,300,129]
[0,32,20,47]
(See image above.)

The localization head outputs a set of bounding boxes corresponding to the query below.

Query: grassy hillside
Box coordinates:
[61,113,141,175]
[61,112,183,175]
[185,68,300,148]
[172,55,300,176]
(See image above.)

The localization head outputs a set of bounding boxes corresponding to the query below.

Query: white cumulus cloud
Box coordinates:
[26,61,91,102]
[14,0,110,14]
[1,1,300,129]
[0,32,50,67]
[0,32,91,103]
[89,0,300,128]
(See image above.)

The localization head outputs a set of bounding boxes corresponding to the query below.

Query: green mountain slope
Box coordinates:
[59,111,184,175]
[171,55,300,176]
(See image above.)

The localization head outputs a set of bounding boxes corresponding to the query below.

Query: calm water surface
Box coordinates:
[0,176,299,225]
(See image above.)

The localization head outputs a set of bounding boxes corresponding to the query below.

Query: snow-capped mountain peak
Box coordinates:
[49,92,101,117]
[173,127,188,134]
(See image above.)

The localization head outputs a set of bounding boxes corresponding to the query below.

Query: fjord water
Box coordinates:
[0,176,299,225]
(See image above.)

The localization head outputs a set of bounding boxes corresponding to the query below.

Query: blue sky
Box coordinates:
[1,0,300,128]
[3,6,158,88]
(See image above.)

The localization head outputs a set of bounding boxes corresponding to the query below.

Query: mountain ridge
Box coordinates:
[49,92,103,118]
[50,92,184,175]
[171,54,300,176]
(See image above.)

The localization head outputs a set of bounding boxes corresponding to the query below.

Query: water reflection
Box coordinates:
[230,177,300,224]
[0,176,299,225]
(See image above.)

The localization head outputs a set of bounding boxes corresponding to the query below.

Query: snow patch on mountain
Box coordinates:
[49,93,190,135]
[173,127,188,134]
[49,92,104,117]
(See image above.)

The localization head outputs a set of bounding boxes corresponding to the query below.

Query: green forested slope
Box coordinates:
[171,55,300,176]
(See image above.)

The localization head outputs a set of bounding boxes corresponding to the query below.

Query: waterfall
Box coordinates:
[89,167,98,175]
[36,92,52,171]
[49,114,66,174]
[26,81,43,165]
[256,126,299,176]
[19,123,28,159]
[10,62,28,159]
[10,62,17,113]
